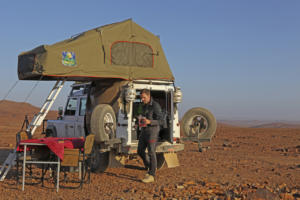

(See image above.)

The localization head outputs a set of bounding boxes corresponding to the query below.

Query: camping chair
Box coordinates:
[79,134,95,184]
[59,134,94,189]
[59,148,83,189]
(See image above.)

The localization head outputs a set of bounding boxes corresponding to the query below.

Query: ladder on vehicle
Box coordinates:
[26,80,65,136]
[0,80,65,181]
[0,149,16,181]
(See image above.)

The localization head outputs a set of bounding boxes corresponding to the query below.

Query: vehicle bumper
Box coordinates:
[121,141,184,154]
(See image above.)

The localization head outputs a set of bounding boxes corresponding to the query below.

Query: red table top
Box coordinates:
[18,137,85,160]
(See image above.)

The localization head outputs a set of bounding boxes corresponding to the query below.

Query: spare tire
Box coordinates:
[181,107,217,141]
[91,104,116,143]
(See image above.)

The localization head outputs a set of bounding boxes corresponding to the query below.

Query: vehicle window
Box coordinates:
[132,91,142,117]
[134,91,141,103]
[79,98,87,116]
[65,98,77,116]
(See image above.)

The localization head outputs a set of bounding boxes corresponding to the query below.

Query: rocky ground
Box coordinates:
[0,101,299,199]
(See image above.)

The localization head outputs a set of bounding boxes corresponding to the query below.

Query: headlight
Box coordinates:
[125,87,136,102]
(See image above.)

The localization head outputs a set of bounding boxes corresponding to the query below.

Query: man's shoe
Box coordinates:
[142,175,154,183]
[144,173,150,178]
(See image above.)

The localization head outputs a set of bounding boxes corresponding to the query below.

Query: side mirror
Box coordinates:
[58,106,63,117]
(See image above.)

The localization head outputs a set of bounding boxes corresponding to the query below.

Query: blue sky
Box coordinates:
[0,1,299,121]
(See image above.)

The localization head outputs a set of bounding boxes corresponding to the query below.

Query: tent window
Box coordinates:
[111,41,153,67]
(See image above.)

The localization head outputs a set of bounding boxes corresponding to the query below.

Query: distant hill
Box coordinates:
[0,100,58,145]
[0,100,57,123]
[250,122,300,128]
[219,120,300,128]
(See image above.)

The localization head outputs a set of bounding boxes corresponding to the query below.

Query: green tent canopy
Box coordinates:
[18,19,174,81]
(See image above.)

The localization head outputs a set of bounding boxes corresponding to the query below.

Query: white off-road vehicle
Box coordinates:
[45,80,216,171]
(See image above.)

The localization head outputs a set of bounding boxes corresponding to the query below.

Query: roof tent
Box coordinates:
[18,19,174,81]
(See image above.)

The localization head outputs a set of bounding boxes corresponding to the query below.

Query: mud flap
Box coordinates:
[163,152,179,168]
[108,152,126,168]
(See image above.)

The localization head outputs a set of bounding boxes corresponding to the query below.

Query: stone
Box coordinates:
[280,193,294,200]
[223,142,232,147]
[275,172,281,176]
[196,180,206,186]
[123,189,130,193]
[130,189,136,193]
[278,183,287,192]
[225,196,231,200]
[231,189,238,197]
[206,189,213,194]
[212,189,225,196]
[176,185,184,189]
[206,182,220,188]
[184,181,196,186]
[247,188,280,200]
[199,188,207,194]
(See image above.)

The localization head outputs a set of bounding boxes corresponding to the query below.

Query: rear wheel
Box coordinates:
[90,145,109,172]
[181,107,217,141]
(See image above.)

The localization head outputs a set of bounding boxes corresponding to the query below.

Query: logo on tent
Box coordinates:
[62,51,77,67]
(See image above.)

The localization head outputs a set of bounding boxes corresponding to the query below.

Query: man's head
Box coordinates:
[140,89,151,104]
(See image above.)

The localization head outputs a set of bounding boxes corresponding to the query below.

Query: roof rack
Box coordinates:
[132,79,174,85]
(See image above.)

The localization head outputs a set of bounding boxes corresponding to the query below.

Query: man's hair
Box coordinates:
[140,89,150,96]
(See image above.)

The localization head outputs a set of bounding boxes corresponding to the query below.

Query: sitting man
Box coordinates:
[137,89,163,183]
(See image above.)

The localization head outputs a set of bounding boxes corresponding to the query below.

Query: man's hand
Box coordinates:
[144,118,151,125]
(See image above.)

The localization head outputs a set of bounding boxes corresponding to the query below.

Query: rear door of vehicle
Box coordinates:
[165,90,174,143]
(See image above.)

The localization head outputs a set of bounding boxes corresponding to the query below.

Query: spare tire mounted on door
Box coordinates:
[91,104,116,143]
[181,107,217,142]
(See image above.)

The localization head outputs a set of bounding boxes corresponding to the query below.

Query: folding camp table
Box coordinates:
[20,142,60,192]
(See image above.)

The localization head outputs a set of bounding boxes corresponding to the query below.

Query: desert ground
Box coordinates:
[0,100,299,199]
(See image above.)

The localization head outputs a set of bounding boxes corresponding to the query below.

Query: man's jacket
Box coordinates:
[141,98,164,127]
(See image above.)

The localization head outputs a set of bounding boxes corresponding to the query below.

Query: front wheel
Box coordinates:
[45,127,57,137]
[181,107,217,141]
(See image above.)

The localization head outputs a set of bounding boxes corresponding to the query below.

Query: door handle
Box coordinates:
[69,126,74,128]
